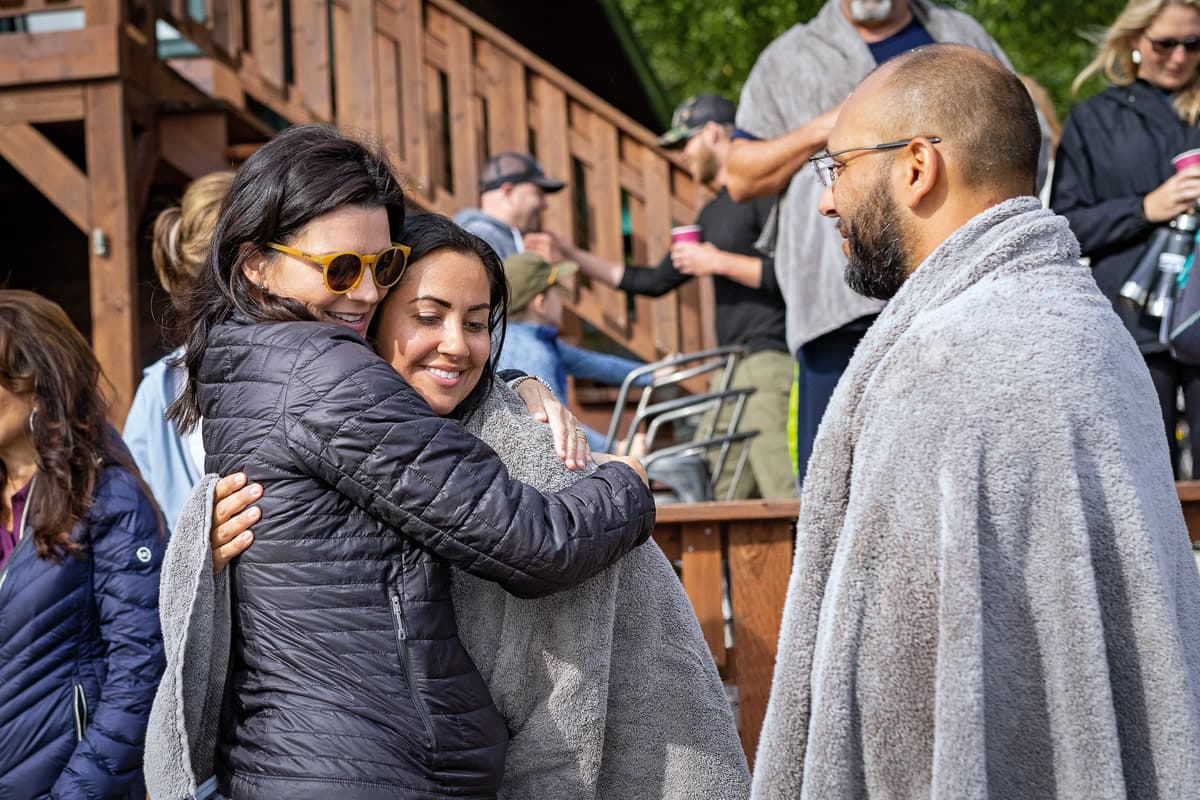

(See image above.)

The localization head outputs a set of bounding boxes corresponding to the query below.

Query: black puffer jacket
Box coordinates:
[1051,80,1200,351]
[198,318,656,799]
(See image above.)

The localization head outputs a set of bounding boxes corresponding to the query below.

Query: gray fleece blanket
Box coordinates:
[145,381,748,799]
[750,198,1200,799]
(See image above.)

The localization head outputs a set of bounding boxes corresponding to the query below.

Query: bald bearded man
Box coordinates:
[751,45,1200,800]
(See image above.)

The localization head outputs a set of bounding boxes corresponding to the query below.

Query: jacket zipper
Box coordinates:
[73,683,89,740]
[389,592,438,752]
[0,477,35,594]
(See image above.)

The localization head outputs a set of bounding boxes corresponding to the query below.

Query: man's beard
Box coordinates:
[849,0,893,22]
[841,176,910,301]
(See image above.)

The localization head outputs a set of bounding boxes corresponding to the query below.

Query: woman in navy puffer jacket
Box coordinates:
[166,124,655,799]
[0,291,165,798]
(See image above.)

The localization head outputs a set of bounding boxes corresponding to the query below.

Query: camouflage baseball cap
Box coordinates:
[657,93,736,148]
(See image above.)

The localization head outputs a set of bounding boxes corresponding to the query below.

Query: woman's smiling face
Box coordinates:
[372,248,492,415]
[244,204,393,337]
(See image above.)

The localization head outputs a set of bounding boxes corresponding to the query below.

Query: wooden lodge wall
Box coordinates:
[0,0,715,423]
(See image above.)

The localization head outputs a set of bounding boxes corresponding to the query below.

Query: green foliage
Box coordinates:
[617,0,1129,122]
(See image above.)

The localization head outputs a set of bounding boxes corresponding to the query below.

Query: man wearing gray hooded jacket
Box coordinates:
[452,151,565,259]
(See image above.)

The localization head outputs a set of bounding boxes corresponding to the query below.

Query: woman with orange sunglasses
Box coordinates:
[152,124,655,799]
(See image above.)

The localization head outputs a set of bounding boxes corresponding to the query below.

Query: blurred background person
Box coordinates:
[453,151,564,259]
[548,93,794,499]
[124,171,234,526]
[0,290,165,799]
[1051,0,1200,475]
[497,251,652,453]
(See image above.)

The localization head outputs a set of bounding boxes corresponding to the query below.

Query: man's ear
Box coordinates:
[527,291,548,316]
[898,137,940,209]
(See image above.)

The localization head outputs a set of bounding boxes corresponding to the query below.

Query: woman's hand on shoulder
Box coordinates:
[211,472,261,575]
[512,377,593,470]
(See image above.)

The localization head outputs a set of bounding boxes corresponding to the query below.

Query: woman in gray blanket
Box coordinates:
[148,211,749,799]
[150,125,661,800]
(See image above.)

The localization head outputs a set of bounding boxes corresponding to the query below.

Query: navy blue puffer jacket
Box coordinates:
[0,461,166,799]
[199,319,656,799]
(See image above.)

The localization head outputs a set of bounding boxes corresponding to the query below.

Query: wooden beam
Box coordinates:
[0,1,84,20]
[581,108,629,332]
[0,86,85,125]
[0,123,90,233]
[530,76,572,237]
[332,0,378,133]
[85,81,138,426]
[248,0,286,91]
[637,142,679,355]
[440,12,478,204]
[159,112,230,179]
[477,39,528,155]
[291,0,332,120]
[681,521,727,669]
[726,516,794,768]
[386,0,432,197]
[82,0,124,25]
[131,126,159,221]
[0,27,121,87]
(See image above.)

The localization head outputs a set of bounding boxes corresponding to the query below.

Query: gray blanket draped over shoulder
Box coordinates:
[750,197,1200,799]
[145,380,748,799]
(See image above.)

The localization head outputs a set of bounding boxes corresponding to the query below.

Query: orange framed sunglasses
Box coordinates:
[264,242,412,294]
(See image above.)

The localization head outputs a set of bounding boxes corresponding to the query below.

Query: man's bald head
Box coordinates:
[865,45,1041,195]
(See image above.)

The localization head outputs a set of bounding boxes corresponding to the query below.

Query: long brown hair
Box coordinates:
[0,291,143,560]
[167,124,407,433]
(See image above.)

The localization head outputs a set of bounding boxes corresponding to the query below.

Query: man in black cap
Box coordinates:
[546,94,796,500]
[452,152,566,260]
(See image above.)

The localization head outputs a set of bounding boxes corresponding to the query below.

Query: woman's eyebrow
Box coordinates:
[410,295,491,313]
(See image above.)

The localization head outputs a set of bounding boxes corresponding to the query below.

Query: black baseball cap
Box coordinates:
[657,93,736,148]
[478,152,566,194]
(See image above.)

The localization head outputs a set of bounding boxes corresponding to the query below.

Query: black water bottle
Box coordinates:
[1146,209,1199,318]
[1120,227,1170,308]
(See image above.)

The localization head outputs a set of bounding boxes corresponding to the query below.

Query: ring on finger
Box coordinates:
[574,427,587,440]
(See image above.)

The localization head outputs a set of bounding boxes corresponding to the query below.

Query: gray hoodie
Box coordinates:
[453,208,522,259]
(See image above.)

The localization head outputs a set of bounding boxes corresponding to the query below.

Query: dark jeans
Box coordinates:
[1144,350,1200,478]
[795,315,877,488]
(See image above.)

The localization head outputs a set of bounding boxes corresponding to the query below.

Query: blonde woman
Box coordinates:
[1051,0,1200,474]
[123,172,234,525]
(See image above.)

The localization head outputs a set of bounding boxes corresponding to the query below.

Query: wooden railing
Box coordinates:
[2,0,713,367]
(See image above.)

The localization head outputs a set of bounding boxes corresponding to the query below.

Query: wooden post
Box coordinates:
[726,516,794,767]
[85,80,139,426]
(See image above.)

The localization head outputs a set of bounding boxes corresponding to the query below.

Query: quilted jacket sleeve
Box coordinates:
[284,330,656,599]
[51,467,166,798]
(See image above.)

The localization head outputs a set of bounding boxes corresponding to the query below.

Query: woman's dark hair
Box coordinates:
[0,291,150,561]
[167,124,407,431]
[387,213,509,418]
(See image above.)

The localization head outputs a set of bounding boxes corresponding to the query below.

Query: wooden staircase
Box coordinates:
[0,0,716,421]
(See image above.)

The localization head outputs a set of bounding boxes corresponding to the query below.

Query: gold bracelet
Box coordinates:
[508,374,555,394]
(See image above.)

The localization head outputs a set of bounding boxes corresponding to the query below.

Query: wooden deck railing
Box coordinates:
[2,0,713,369]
